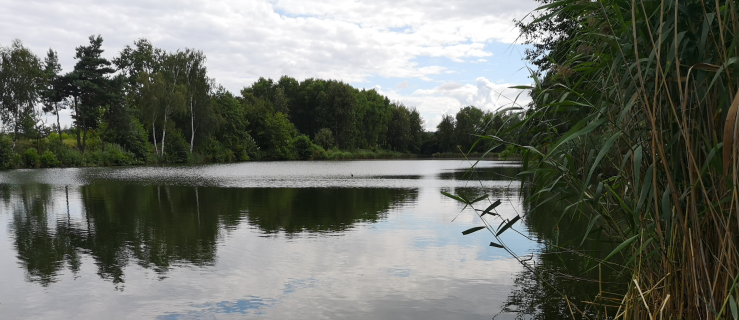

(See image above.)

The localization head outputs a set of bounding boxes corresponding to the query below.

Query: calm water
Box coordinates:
[0,160,538,319]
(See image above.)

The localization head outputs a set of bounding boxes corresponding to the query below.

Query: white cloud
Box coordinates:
[378,77,531,130]
[0,0,536,90]
[1,0,537,131]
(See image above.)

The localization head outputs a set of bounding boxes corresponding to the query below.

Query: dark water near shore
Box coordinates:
[0,160,547,319]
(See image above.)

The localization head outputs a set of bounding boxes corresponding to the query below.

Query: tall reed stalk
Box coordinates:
[476,0,739,318]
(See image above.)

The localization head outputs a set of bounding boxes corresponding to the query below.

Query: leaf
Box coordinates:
[496,216,521,237]
[496,106,524,113]
[730,294,738,320]
[546,117,606,160]
[489,241,504,248]
[724,90,739,175]
[481,200,502,216]
[469,194,489,205]
[692,62,720,72]
[441,191,466,204]
[583,132,622,194]
[602,234,639,264]
[462,226,486,235]
[580,214,601,247]
[661,185,671,220]
[633,146,642,195]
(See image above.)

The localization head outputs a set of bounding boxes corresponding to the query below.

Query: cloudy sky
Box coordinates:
[1,0,537,130]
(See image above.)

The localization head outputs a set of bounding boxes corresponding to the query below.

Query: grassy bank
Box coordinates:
[0,133,422,169]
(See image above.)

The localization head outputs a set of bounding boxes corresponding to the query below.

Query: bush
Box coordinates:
[314,128,334,150]
[499,144,519,159]
[108,117,150,161]
[164,131,189,163]
[204,138,234,163]
[293,135,314,160]
[0,135,15,169]
[244,135,259,160]
[55,148,83,167]
[49,140,83,167]
[22,148,39,168]
[10,153,22,168]
[101,144,136,166]
[40,150,60,168]
[82,151,102,166]
[311,145,326,160]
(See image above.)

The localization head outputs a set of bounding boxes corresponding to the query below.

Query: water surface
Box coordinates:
[0,160,535,319]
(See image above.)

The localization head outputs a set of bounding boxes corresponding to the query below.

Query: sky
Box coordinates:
[1,0,538,131]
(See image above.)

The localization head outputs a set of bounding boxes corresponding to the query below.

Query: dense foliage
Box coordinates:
[0,36,437,167]
[486,0,739,318]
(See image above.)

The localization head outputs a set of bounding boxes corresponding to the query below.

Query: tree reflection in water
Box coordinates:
[498,203,628,319]
[4,184,416,287]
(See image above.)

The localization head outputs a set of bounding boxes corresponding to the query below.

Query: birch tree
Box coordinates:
[0,39,44,148]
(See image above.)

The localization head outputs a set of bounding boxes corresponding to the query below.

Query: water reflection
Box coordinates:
[0,160,539,319]
[499,204,628,319]
[6,183,415,286]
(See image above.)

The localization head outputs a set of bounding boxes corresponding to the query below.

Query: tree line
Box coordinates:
[0,36,476,167]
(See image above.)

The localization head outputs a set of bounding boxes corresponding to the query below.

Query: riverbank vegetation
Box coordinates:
[0,36,523,168]
[0,37,432,167]
[463,0,739,318]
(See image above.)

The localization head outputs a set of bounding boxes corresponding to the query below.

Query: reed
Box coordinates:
[437,0,739,318]
[494,0,739,318]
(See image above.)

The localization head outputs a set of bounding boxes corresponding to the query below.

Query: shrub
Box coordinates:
[10,153,22,168]
[0,135,15,169]
[244,135,259,160]
[82,151,102,166]
[40,150,60,168]
[101,144,136,166]
[204,138,234,163]
[314,128,334,150]
[311,145,326,160]
[164,131,189,163]
[53,148,83,167]
[293,135,314,160]
[22,148,39,168]
[499,144,518,159]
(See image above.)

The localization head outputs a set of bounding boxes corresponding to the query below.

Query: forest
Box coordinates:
[0,36,519,169]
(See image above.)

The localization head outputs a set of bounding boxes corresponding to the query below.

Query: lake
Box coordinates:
[0,160,540,319]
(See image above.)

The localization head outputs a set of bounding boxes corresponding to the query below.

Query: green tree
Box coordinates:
[408,108,424,153]
[71,35,116,153]
[261,112,296,160]
[436,114,456,152]
[387,103,411,152]
[179,49,212,154]
[211,87,251,160]
[0,39,44,147]
[313,128,334,150]
[41,49,66,142]
[356,89,392,148]
[454,106,484,153]
[113,38,162,90]
[316,81,357,149]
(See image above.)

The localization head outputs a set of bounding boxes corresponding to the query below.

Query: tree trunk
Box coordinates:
[82,129,87,153]
[190,98,195,153]
[100,126,108,152]
[152,122,159,156]
[12,104,20,150]
[160,113,168,158]
[74,97,81,151]
[55,102,62,142]
[81,109,87,153]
